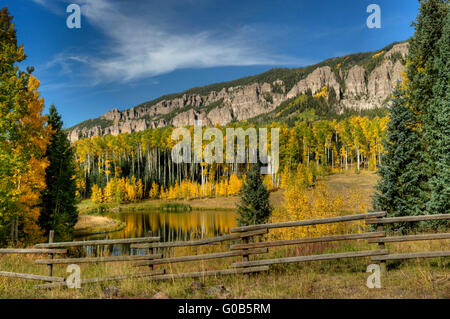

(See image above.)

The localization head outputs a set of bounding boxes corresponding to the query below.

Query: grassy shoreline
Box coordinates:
[73,170,372,236]
[1,171,448,298]
[74,215,126,237]
[0,239,448,298]
[77,170,378,216]
[77,188,285,214]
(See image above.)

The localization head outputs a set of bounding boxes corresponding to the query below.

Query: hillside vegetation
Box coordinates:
[68,41,405,133]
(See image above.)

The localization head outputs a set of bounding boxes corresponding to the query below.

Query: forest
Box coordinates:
[0,0,448,249]
[73,114,388,203]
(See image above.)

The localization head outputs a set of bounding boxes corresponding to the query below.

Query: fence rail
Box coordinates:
[230,211,386,232]
[365,213,450,224]
[35,253,163,265]
[131,229,268,249]
[134,248,268,267]
[36,267,269,289]
[35,269,166,289]
[371,251,450,261]
[30,228,270,287]
[232,249,389,268]
[368,233,450,243]
[0,248,67,254]
[35,236,160,248]
[2,211,449,289]
[0,247,68,282]
[230,232,385,250]
[365,213,450,265]
[0,271,65,282]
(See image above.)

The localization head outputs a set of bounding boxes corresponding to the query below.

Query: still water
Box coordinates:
[78,210,237,256]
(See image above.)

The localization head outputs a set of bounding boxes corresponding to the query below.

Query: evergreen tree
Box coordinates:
[406,0,447,120]
[426,8,450,217]
[405,0,447,216]
[39,105,78,241]
[373,88,430,232]
[0,7,51,245]
[237,162,272,226]
[374,0,448,231]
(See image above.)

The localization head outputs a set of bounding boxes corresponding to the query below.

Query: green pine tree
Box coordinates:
[406,0,447,120]
[39,104,78,241]
[405,0,447,218]
[426,7,450,217]
[373,88,430,232]
[374,0,449,231]
[237,162,272,226]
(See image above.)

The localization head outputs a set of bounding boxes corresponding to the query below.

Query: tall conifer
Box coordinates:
[426,7,450,216]
[374,0,448,230]
[39,105,78,240]
[373,88,429,231]
[237,162,272,226]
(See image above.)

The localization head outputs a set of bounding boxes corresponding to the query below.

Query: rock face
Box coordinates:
[345,65,367,96]
[287,66,341,100]
[68,43,408,142]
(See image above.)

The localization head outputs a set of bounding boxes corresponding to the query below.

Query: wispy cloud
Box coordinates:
[32,0,66,15]
[35,0,303,84]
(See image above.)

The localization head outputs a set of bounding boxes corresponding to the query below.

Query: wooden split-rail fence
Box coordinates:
[0,212,448,289]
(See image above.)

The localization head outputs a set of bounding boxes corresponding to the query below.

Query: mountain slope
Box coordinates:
[68,41,408,141]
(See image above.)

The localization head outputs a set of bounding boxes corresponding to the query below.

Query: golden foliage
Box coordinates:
[3,76,52,244]
[372,51,385,59]
[92,177,144,204]
[148,182,159,199]
[228,173,242,195]
[314,85,328,98]
[151,174,244,201]
[263,174,275,191]
[270,178,367,240]
[91,184,104,203]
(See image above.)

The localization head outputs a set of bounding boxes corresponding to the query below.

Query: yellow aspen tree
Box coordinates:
[149,182,159,199]
[91,185,104,203]
[263,174,274,191]
[228,173,242,195]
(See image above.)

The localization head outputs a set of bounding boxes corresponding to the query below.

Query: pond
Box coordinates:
[78,210,238,256]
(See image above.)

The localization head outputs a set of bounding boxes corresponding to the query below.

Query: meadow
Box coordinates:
[0,171,448,299]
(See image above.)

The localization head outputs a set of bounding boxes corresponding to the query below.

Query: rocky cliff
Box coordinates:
[68,42,408,142]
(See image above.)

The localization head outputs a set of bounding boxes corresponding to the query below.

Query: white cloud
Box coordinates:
[35,0,303,84]
[31,0,65,15]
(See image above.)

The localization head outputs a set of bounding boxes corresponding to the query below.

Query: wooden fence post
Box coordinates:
[376,220,386,274]
[147,231,154,271]
[242,237,249,264]
[47,230,54,277]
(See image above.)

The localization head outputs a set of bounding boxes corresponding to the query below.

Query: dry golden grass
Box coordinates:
[1,171,446,299]
[74,215,124,236]
[324,170,379,210]
[75,215,118,230]
[0,239,448,299]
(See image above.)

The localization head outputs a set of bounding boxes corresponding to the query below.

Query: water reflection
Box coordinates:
[78,210,237,256]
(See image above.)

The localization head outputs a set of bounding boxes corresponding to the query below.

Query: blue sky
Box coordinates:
[5,0,419,128]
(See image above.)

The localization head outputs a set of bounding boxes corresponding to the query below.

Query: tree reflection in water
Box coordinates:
[79,210,237,256]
